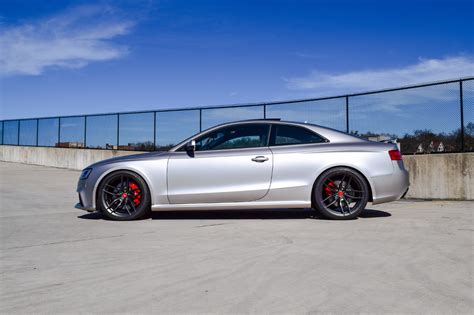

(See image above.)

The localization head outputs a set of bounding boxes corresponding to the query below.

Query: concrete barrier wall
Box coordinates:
[0,145,143,171]
[403,153,473,200]
[0,145,472,200]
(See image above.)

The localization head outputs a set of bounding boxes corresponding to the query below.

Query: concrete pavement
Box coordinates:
[0,162,472,313]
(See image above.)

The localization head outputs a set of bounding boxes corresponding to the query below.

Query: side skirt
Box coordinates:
[151,200,311,211]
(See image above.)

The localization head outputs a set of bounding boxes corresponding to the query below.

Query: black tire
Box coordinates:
[97,170,151,221]
[313,167,369,220]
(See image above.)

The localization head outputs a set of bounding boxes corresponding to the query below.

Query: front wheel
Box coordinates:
[313,167,369,220]
[97,171,151,220]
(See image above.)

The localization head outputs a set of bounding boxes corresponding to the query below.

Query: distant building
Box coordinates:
[117,145,137,150]
[416,141,446,154]
[57,142,85,148]
[416,144,424,153]
[428,141,445,153]
[105,144,118,150]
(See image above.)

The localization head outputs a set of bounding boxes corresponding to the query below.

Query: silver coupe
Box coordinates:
[76,119,409,220]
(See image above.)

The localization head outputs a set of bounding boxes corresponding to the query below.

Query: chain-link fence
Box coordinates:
[1,78,473,154]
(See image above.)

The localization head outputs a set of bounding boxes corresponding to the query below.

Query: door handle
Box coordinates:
[251,156,269,163]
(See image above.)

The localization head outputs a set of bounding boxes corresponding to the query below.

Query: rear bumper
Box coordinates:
[371,168,409,205]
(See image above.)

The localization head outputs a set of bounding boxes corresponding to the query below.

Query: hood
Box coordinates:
[87,151,170,168]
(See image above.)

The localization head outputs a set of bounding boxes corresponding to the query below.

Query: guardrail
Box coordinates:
[1,77,473,154]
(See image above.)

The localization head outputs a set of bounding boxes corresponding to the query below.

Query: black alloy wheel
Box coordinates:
[313,167,369,220]
[97,171,151,220]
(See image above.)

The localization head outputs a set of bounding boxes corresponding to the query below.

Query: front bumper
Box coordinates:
[76,178,96,211]
[75,202,95,212]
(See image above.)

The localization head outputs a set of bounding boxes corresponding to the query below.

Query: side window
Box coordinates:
[272,125,325,146]
[194,124,270,151]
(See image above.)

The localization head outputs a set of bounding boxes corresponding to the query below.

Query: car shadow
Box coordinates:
[77,208,391,220]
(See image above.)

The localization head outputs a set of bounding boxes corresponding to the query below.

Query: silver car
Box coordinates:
[76,119,409,220]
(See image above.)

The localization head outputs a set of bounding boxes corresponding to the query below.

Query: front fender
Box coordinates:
[90,160,167,209]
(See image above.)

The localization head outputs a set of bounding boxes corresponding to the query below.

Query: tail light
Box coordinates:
[389,149,402,160]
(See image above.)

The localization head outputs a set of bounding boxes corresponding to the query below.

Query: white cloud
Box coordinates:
[285,56,474,96]
[0,5,134,76]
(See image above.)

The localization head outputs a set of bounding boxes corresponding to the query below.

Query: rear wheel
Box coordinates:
[97,171,151,220]
[313,167,369,220]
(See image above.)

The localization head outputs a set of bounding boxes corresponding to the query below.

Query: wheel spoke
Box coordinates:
[339,200,345,215]
[322,194,335,204]
[326,198,338,208]
[347,189,364,193]
[345,176,352,191]
[111,199,124,213]
[103,190,120,196]
[127,198,137,213]
[106,197,121,208]
[124,201,131,215]
[105,184,117,190]
[343,198,352,213]
[339,174,346,190]
[345,194,363,199]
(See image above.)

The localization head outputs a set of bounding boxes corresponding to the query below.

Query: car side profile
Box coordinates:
[76,119,409,220]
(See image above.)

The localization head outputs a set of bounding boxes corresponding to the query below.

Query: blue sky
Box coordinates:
[0,0,473,120]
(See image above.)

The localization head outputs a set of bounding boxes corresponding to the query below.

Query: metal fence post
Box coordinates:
[460,80,465,152]
[58,117,61,147]
[264,104,267,119]
[36,119,39,146]
[199,109,202,132]
[17,120,20,145]
[153,112,157,151]
[345,96,349,133]
[117,114,120,149]
[84,116,87,148]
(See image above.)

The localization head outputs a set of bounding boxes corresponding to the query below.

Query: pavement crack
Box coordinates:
[4,234,125,250]
[194,223,230,228]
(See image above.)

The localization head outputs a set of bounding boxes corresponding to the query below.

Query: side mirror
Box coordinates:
[185,140,196,153]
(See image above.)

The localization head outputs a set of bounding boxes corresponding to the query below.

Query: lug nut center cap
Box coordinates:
[337,191,344,197]
[122,193,128,198]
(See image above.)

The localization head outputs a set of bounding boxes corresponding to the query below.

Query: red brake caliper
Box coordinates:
[324,181,336,196]
[129,182,142,206]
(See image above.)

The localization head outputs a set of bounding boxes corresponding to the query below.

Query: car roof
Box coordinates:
[211,119,363,143]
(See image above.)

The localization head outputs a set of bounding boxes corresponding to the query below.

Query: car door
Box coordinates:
[167,123,273,204]
[267,124,329,200]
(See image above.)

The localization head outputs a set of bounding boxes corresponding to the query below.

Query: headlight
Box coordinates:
[80,168,92,180]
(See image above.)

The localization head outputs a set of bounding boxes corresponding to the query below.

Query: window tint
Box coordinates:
[272,125,325,146]
[193,124,270,151]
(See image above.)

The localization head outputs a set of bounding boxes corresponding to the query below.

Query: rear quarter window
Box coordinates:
[272,124,326,146]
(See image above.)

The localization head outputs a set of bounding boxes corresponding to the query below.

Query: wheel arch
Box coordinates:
[92,167,154,210]
[311,165,374,207]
